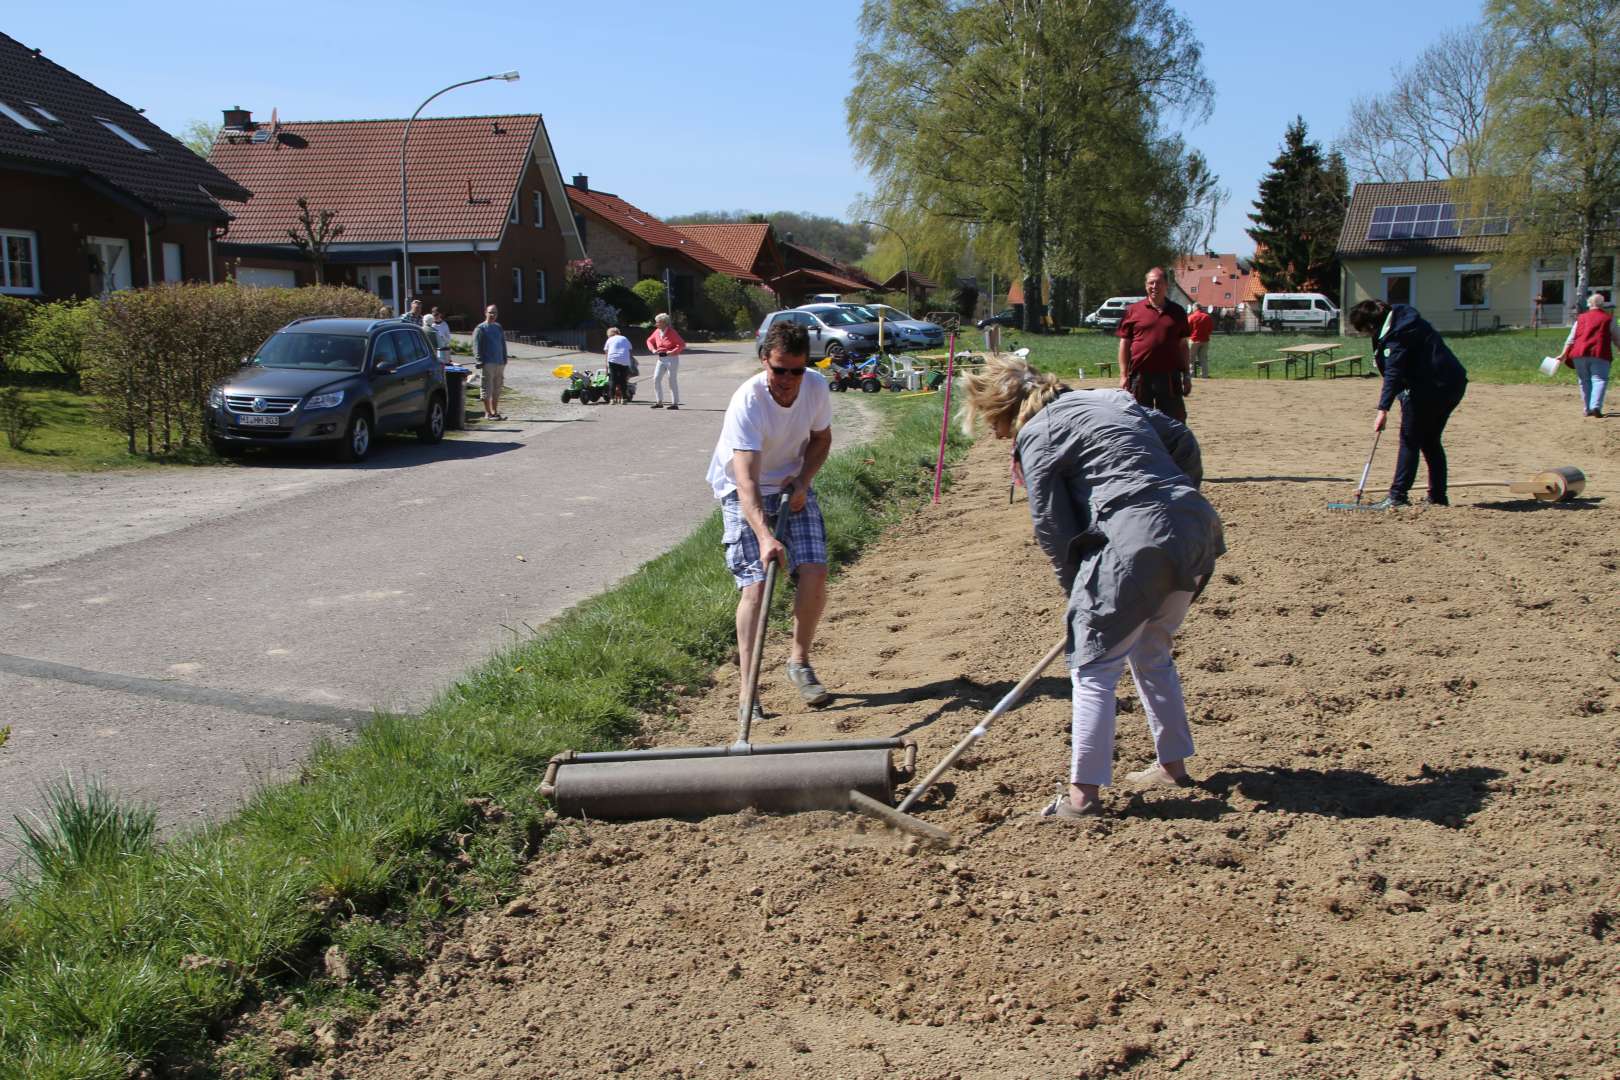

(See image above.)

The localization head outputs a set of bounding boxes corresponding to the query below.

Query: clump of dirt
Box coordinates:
[302,380,1619,1079]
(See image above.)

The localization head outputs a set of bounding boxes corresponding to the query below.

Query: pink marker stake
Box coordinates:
[932,330,957,504]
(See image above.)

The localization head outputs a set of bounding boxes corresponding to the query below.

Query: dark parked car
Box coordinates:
[206,316,447,462]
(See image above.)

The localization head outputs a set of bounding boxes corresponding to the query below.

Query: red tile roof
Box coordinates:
[0,32,247,220]
[1174,254,1263,309]
[209,114,544,244]
[567,186,759,281]
[671,223,778,278]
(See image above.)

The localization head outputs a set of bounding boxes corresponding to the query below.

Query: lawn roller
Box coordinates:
[541,508,916,821]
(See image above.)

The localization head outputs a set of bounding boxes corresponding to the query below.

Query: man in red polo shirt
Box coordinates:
[1186,303,1214,378]
[1117,266,1192,421]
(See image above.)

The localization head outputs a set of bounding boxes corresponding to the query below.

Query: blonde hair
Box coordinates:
[606,326,621,337]
[959,354,1068,436]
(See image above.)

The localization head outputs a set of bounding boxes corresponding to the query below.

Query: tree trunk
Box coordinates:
[1576,204,1594,314]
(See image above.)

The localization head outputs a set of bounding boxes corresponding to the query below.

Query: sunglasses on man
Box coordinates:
[768,363,807,377]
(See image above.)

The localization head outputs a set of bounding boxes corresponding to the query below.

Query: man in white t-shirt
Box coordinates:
[706,320,834,714]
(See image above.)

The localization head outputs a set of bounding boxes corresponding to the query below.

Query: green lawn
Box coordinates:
[974,327,1578,387]
[0,385,219,471]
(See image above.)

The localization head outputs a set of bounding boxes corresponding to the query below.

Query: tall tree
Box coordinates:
[177,119,220,159]
[1336,27,1500,183]
[1475,0,1620,309]
[1247,118,1349,300]
[847,0,1212,332]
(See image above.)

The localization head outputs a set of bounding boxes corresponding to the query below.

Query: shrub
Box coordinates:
[952,284,979,322]
[631,278,666,319]
[84,283,385,456]
[22,300,101,389]
[733,307,754,335]
[0,296,33,377]
[0,387,42,449]
[698,274,750,332]
[601,280,650,325]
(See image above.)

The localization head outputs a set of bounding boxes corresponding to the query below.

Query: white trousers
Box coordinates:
[654,356,680,404]
[1069,585,1197,786]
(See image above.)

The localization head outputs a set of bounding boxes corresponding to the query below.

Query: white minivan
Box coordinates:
[1084,295,1146,330]
[1261,292,1339,331]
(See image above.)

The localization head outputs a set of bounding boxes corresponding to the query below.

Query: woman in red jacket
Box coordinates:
[1556,291,1618,418]
[646,313,686,411]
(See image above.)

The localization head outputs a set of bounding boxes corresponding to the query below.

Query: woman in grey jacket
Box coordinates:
[961,355,1226,817]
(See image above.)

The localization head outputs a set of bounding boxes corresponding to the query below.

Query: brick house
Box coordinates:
[0,32,250,301]
[208,111,583,332]
[1173,254,1264,315]
[564,176,760,312]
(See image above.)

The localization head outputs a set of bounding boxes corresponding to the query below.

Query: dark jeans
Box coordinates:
[608,363,630,400]
[1128,371,1187,422]
[1390,385,1466,502]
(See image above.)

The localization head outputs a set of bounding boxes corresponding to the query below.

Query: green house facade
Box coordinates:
[1336,180,1615,334]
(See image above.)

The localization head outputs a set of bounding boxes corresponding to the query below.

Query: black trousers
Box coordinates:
[1127,371,1187,422]
[1390,385,1466,502]
[608,363,630,399]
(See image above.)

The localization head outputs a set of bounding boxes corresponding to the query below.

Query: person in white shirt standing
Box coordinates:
[431,306,453,364]
[706,320,834,717]
[604,327,633,403]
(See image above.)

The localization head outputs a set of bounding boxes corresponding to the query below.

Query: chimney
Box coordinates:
[572,174,588,191]
[222,106,255,131]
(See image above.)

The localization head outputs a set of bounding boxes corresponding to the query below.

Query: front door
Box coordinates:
[88,236,132,294]
[1532,259,1570,327]
[357,266,395,311]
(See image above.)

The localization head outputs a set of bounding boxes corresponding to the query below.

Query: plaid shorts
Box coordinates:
[721,490,828,588]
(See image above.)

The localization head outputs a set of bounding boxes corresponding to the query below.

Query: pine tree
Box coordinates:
[1247,118,1349,301]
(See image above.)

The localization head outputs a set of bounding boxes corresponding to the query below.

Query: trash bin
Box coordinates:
[444,365,470,430]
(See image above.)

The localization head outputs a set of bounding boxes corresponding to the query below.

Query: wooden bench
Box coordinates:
[1253,357,1295,379]
[1094,360,1114,379]
[1320,354,1365,378]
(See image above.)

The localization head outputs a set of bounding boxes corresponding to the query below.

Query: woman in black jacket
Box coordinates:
[1347,300,1469,508]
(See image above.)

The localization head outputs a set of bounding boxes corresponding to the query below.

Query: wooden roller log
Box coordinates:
[1507,466,1586,502]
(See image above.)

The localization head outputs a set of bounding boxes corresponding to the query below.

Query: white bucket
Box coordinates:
[1539,356,1560,377]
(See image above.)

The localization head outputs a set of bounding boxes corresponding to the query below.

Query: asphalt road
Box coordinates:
[0,342,878,851]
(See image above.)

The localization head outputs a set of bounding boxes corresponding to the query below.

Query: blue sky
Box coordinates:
[12,0,1482,257]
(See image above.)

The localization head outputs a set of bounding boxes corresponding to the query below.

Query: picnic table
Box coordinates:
[1275,342,1343,379]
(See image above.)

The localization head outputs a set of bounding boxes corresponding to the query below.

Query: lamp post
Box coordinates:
[861,219,912,313]
[400,71,519,314]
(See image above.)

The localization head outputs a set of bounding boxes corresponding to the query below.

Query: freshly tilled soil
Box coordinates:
[302,378,1619,1080]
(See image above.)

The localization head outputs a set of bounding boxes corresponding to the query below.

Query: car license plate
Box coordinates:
[237,414,281,427]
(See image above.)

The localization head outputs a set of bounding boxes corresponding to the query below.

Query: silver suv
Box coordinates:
[756,306,882,361]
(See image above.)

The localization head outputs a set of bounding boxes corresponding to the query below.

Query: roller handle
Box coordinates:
[735,506,793,748]
[896,636,1067,813]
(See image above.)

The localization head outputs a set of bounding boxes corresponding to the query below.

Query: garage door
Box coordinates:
[234,267,298,288]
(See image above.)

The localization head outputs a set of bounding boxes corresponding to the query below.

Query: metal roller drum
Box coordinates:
[546,748,898,820]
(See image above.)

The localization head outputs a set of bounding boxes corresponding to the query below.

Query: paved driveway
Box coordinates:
[0,342,877,847]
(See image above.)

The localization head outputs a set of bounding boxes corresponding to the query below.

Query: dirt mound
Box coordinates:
[309,380,1618,1079]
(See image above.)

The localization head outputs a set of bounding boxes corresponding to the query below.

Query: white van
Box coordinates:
[1261,292,1339,331]
[1084,295,1146,330]
[808,293,842,305]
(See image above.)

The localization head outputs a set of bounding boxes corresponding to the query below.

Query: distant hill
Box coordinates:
[662,210,870,265]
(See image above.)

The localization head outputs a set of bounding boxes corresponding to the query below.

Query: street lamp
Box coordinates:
[861,219,912,314]
[400,71,520,315]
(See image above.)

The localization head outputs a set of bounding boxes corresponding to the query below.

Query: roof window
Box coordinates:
[0,100,45,134]
[96,117,155,153]
[25,101,62,124]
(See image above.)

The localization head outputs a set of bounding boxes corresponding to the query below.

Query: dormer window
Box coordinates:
[97,117,155,153]
[0,100,44,134]
[25,101,62,124]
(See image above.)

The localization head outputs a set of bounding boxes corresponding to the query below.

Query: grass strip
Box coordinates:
[0,393,968,1080]
[987,326,1584,386]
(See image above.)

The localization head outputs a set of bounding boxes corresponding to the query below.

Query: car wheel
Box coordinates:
[418,393,446,443]
[861,377,882,393]
[826,342,847,362]
[210,437,245,458]
[337,411,372,463]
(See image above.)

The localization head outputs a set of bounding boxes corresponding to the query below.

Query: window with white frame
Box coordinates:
[509,194,520,224]
[533,191,545,228]
[512,266,523,303]
[535,268,547,303]
[1455,263,1490,309]
[0,229,40,294]
[415,265,441,295]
